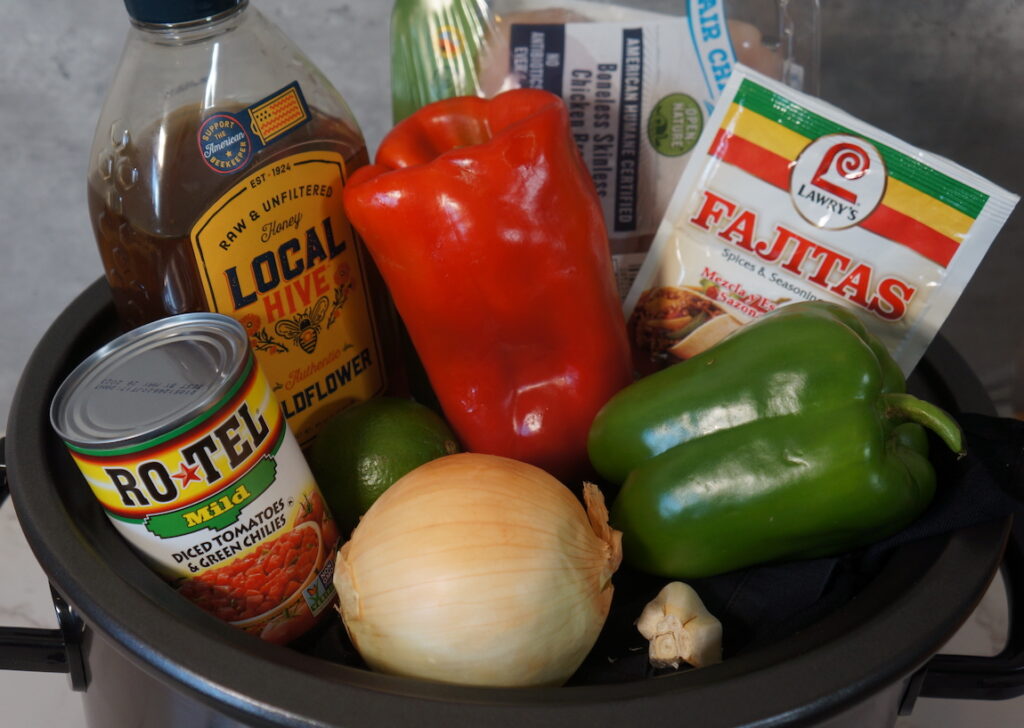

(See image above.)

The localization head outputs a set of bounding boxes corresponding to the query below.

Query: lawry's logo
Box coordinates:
[790,134,886,229]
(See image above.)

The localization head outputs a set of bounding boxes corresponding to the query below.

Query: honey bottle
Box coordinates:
[87,0,398,445]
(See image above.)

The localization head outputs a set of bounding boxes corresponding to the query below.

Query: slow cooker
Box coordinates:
[2,278,1024,727]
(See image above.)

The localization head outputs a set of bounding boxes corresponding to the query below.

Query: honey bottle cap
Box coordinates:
[122,0,244,25]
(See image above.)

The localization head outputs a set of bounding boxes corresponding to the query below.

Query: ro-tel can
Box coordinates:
[50,313,341,645]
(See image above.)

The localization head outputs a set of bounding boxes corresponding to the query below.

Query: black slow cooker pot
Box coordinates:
[3,279,1024,727]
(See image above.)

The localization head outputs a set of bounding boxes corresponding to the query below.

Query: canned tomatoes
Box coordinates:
[50,313,341,644]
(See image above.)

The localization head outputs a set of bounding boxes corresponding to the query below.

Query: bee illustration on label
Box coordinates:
[275,297,329,354]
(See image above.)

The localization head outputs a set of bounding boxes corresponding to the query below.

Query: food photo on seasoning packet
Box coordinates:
[4,0,1024,725]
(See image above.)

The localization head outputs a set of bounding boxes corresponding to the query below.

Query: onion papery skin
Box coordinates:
[334,452,622,687]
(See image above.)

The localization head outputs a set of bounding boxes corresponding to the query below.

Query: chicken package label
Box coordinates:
[505,13,726,297]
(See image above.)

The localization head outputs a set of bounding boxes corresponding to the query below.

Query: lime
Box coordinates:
[306,397,461,537]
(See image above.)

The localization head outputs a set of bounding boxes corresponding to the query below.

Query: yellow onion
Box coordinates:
[334,452,622,687]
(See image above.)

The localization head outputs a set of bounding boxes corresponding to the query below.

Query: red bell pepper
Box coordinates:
[342,89,632,482]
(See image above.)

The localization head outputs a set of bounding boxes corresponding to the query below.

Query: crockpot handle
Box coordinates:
[0,437,88,690]
[900,517,1024,713]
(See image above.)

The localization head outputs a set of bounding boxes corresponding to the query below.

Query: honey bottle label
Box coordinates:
[190,150,386,445]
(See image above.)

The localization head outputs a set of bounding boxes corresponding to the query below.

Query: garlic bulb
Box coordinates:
[334,452,622,687]
[636,581,722,669]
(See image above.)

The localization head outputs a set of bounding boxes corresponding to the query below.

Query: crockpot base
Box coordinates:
[7,278,1011,728]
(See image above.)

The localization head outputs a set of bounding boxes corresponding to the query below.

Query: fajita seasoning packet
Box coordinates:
[625,66,1019,375]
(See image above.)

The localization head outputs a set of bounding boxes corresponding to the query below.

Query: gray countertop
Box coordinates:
[1,1,1021,725]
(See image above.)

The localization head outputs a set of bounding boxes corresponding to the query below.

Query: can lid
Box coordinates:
[50,313,251,452]
[122,0,244,25]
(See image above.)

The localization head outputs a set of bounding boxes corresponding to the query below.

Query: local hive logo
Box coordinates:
[790,134,886,230]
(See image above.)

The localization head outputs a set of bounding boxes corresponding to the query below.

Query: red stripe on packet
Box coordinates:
[710,128,792,190]
[859,205,959,268]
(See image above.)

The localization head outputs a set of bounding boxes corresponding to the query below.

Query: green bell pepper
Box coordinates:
[589,301,915,485]
[612,396,962,578]
[589,301,965,579]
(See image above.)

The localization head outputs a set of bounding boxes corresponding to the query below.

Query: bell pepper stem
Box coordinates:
[881,393,965,456]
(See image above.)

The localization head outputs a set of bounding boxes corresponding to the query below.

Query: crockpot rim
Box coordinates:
[7,278,1008,728]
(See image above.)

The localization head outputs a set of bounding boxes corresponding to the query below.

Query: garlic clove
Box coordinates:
[636,581,723,669]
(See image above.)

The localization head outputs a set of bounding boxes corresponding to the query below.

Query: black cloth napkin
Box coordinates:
[568,413,1024,685]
